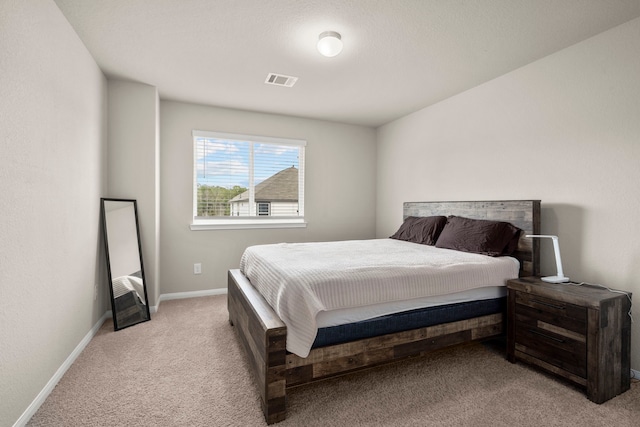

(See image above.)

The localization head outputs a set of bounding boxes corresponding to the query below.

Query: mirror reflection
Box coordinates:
[101,198,150,330]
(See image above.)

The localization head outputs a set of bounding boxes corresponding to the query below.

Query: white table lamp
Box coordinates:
[526,235,570,283]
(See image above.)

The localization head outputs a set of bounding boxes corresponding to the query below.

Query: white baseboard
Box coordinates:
[15,288,227,426]
[13,311,110,427]
[152,288,227,312]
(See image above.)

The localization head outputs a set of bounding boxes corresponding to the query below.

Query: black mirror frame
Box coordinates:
[100,198,151,330]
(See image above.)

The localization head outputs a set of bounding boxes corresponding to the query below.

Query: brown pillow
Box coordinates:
[390,216,447,245]
[435,216,522,256]
[502,223,523,255]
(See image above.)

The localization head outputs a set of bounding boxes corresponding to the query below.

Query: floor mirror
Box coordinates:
[100,198,150,330]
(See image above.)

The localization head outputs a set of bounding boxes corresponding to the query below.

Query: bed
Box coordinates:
[228,200,540,424]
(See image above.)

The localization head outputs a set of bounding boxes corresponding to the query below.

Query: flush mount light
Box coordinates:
[317,31,343,57]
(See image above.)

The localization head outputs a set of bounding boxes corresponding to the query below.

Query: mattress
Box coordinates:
[240,238,519,357]
[313,296,506,348]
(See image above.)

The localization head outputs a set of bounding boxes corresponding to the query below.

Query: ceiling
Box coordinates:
[54,0,640,128]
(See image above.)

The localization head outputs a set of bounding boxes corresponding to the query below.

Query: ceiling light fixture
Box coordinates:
[317,31,343,57]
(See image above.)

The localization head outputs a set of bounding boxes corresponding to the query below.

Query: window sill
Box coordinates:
[190,218,307,230]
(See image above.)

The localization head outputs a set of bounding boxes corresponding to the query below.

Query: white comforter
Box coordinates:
[240,238,519,357]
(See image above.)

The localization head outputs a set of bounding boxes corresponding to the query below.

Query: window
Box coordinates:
[191,130,306,230]
[257,202,271,216]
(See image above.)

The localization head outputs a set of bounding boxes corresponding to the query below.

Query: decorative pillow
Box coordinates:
[390,216,447,245]
[434,216,522,256]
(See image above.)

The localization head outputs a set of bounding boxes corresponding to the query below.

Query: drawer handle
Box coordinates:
[529,328,565,343]
[531,299,565,310]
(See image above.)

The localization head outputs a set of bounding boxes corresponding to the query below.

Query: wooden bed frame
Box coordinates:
[228,200,541,424]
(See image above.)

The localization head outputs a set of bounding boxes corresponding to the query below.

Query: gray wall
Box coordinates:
[0,1,108,424]
[160,100,377,293]
[107,81,161,306]
[376,17,640,369]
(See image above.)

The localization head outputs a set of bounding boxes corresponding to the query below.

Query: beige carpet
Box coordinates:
[28,295,640,426]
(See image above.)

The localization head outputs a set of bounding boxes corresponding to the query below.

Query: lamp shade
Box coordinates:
[317,31,343,57]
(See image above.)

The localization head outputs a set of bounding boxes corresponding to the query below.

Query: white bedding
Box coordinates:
[111,275,146,304]
[316,285,507,328]
[240,238,519,357]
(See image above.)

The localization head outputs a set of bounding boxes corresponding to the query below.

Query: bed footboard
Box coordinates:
[228,269,287,424]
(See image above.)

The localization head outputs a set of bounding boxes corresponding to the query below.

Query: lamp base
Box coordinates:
[541,275,570,284]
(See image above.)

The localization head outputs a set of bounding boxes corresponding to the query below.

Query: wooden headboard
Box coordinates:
[403,200,541,277]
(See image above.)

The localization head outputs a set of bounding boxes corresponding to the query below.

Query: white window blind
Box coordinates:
[192,130,306,229]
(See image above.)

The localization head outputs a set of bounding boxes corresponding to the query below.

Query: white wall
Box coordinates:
[160,101,377,293]
[377,18,640,369]
[0,1,108,425]
[107,81,161,306]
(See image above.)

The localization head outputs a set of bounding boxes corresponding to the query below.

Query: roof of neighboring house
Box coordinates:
[230,166,298,203]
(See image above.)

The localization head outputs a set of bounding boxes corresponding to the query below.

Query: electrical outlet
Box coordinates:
[94,283,98,300]
[194,263,202,275]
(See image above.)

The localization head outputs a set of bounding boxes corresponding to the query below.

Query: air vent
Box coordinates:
[265,73,298,87]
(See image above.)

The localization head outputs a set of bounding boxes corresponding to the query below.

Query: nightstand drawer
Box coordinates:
[515,292,587,335]
[514,317,587,378]
[513,291,587,378]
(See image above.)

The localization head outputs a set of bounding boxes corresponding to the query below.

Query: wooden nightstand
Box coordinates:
[507,276,631,403]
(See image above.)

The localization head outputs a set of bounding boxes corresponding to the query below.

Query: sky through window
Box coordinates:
[196,138,300,188]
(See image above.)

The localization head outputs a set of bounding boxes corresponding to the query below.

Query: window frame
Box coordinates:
[190,130,306,230]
